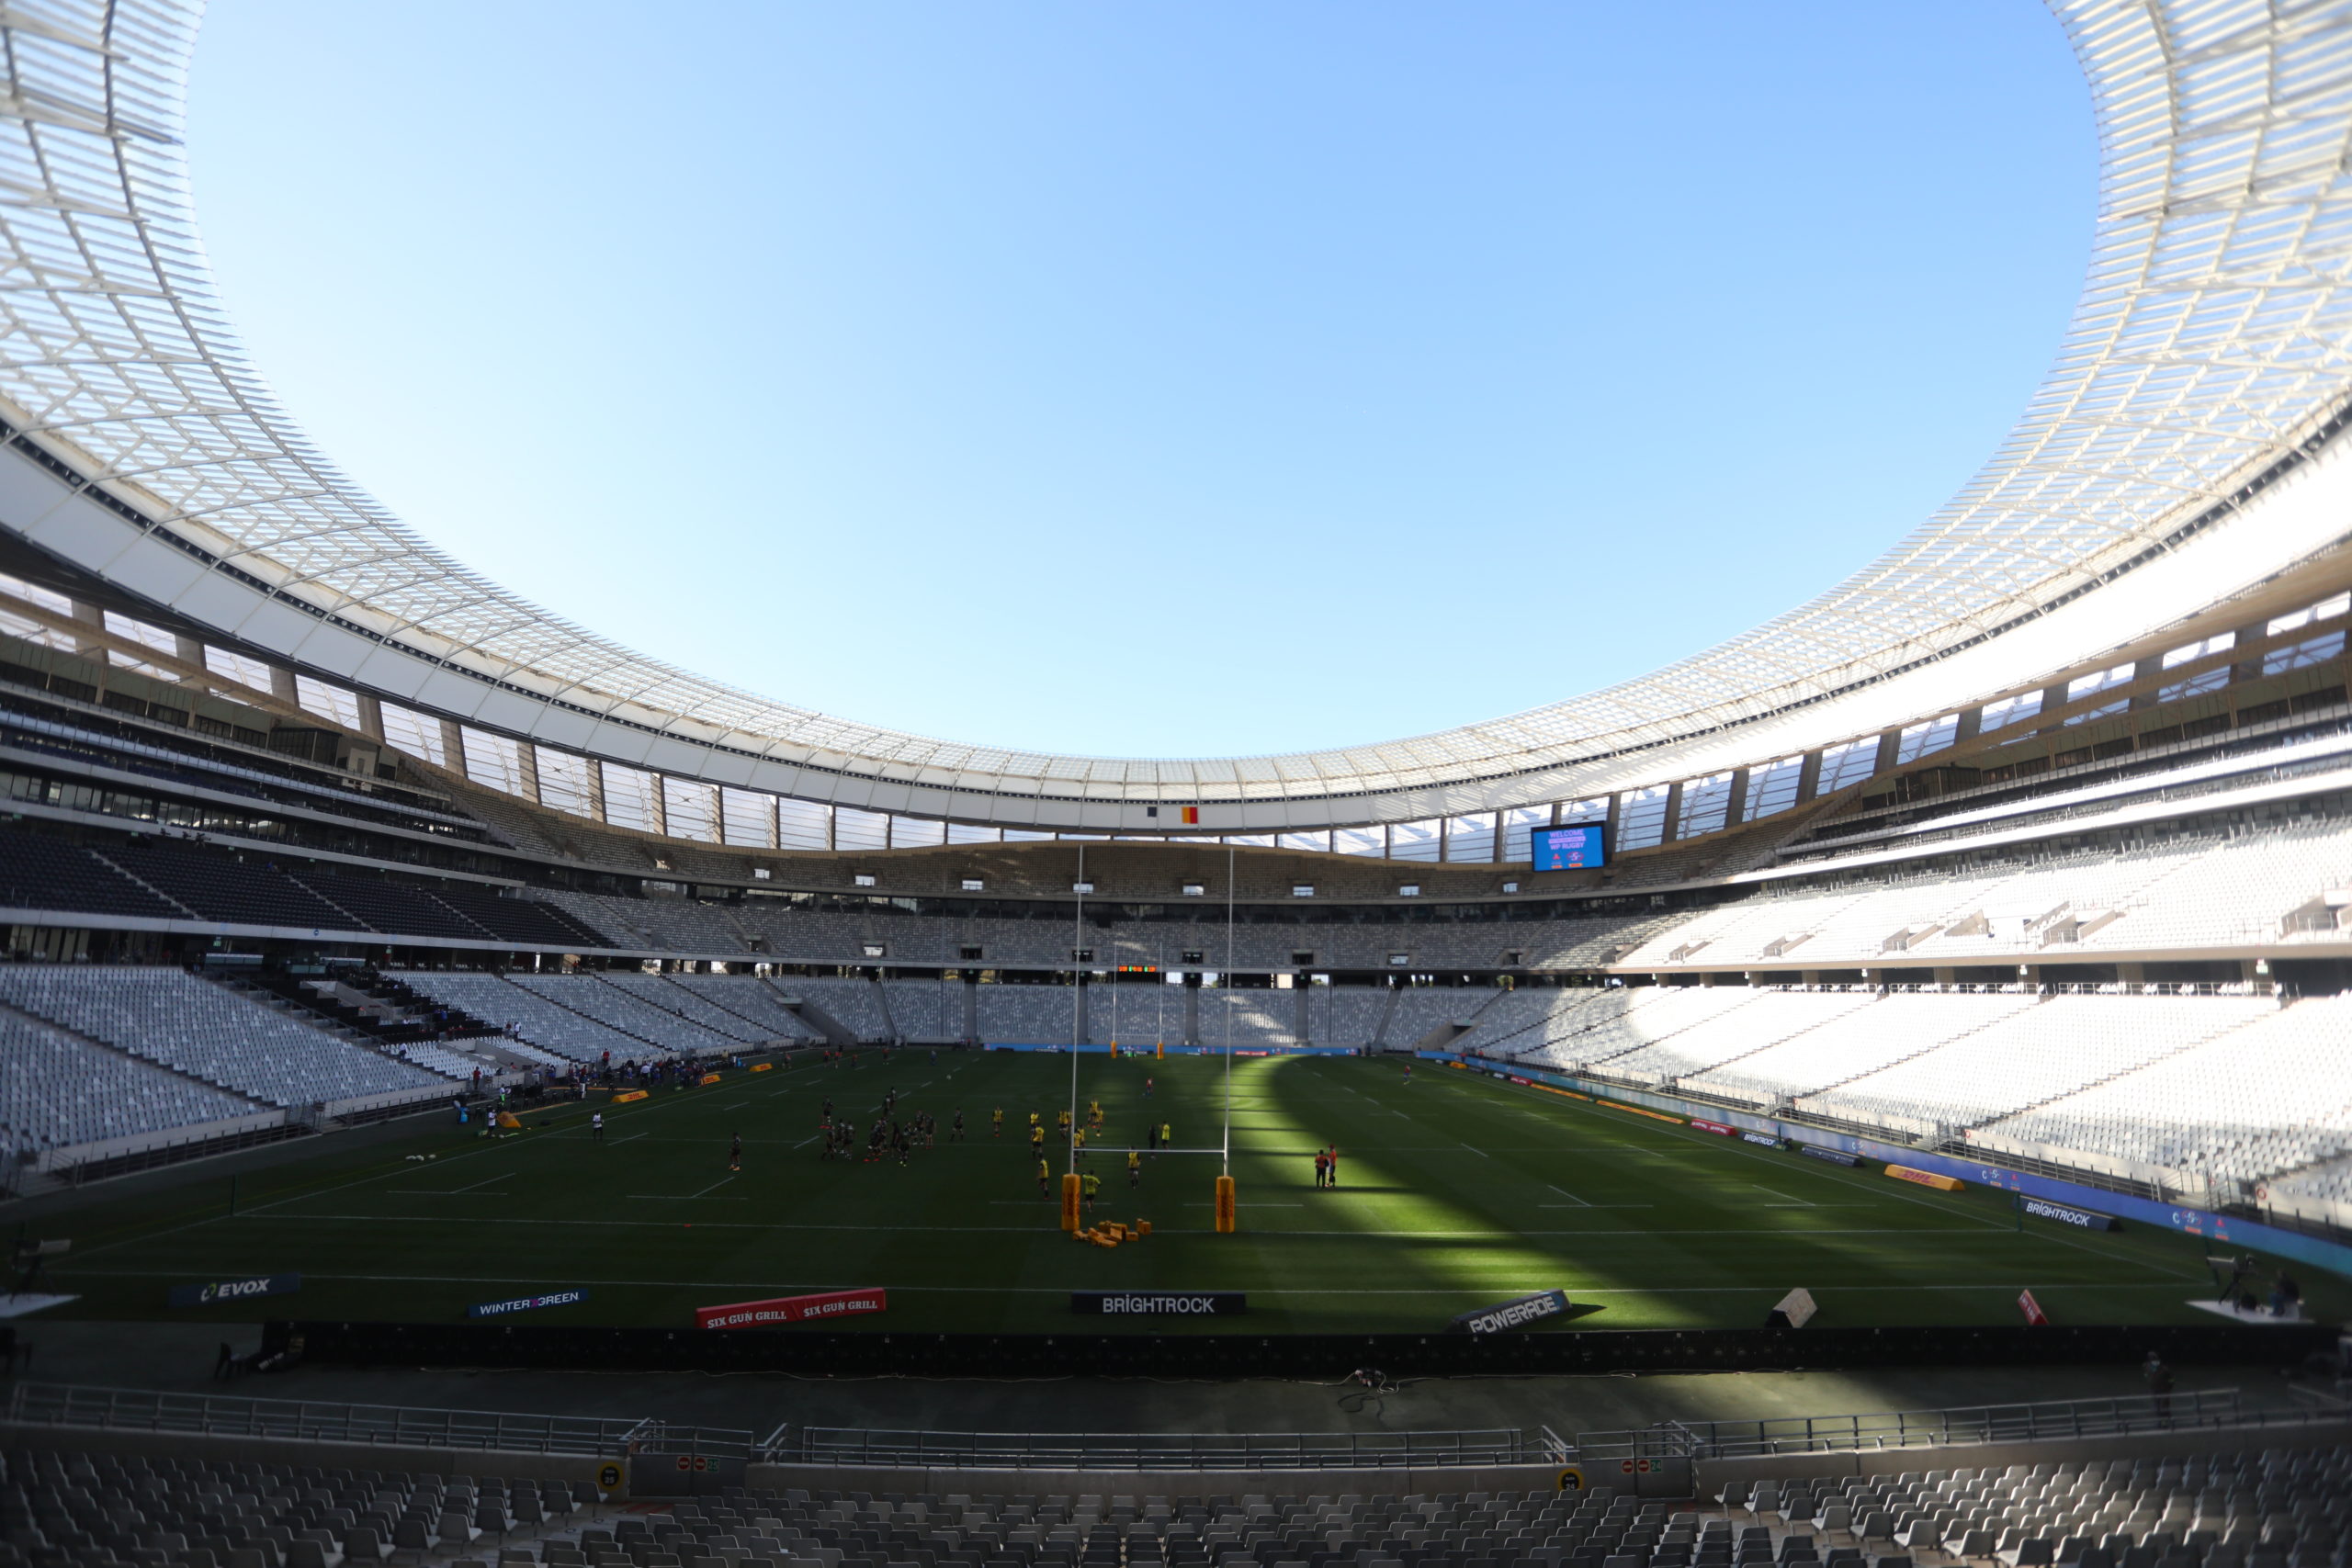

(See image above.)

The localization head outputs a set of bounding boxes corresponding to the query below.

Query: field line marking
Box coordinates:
[1546,1183,1589,1207]
[1748,1187,1810,1206]
[222,1212,2023,1239]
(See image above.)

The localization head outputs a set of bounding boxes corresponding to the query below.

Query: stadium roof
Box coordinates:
[3,0,2352,818]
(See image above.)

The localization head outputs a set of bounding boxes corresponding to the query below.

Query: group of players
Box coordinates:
[816,1084,969,1165]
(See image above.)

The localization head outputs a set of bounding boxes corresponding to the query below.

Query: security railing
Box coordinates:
[1,1383,756,1461]
[1573,1388,2287,1461]
[775,1426,1558,1471]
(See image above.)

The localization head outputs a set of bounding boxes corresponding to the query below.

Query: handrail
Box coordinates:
[1570,1387,2324,1461]
[782,1427,1544,1471]
[0,1383,756,1461]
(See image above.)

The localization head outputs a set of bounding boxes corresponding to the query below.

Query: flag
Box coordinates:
[1181,807,1199,824]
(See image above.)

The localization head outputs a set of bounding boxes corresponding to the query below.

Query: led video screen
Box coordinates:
[1529,822,1607,872]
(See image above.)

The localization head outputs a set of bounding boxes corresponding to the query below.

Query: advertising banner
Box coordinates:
[1800,1145,1860,1168]
[1740,1131,1783,1148]
[1447,1288,1571,1335]
[2020,1197,2120,1231]
[1689,1119,1736,1136]
[696,1287,888,1330]
[468,1288,588,1319]
[1886,1164,1965,1191]
[1071,1291,1246,1316]
[166,1272,300,1308]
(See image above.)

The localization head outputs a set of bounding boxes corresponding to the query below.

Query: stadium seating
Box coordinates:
[596,972,770,1044]
[1195,989,1296,1048]
[881,976,967,1043]
[0,1009,262,1160]
[395,973,671,1066]
[1308,983,1390,1045]
[1381,987,1499,1048]
[785,976,892,1042]
[507,976,741,1055]
[0,966,442,1110]
[975,983,1081,1045]
[1682,990,2038,1107]
[667,975,820,1042]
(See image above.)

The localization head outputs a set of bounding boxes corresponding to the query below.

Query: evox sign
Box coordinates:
[167,1273,300,1309]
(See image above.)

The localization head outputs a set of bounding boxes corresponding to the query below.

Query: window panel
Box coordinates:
[1444,812,1495,863]
[1815,739,1877,795]
[2163,631,2235,669]
[108,649,178,682]
[1744,756,1804,820]
[775,796,831,851]
[0,608,74,650]
[662,776,718,841]
[1675,773,1735,839]
[1978,691,2042,733]
[459,727,525,795]
[535,746,595,817]
[1617,785,1670,851]
[2064,700,2129,727]
[833,807,888,852]
[294,674,362,730]
[1279,829,1332,853]
[1895,714,1959,763]
[601,762,662,834]
[1389,819,1441,863]
[1002,829,1054,842]
[0,572,73,617]
[2156,668,2230,704]
[2066,663,2133,704]
[1500,806,1550,863]
[379,705,447,767]
[946,821,1001,845]
[2262,630,2346,674]
[102,610,177,657]
[1558,796,1608,826]
[2267,592,2350,637]
[1334,826,1385,857]
[890,816,946,849]
[1225,833,1274,849]
[203,646,273,693]
[720,787,775,848]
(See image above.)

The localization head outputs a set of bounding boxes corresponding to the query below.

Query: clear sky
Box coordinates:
[184,0,2091,760]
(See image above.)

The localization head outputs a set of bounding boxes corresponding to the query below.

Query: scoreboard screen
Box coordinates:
[1529,823,1607,873]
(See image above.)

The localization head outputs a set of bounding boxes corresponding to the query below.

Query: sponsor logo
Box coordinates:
[1690,1119,1736,1136]
[2021,1197,2120,1232]
[1740,1131,1782,1148]
[1507,1075,1533,1087]
[167,1272,300,1309]
[595,1463,622,1491]
[468,1288,589,1319]
[1885,1164,1965,1191]
[1447,1288,1571,1336]
[696,1287,888,1330]
[1799,1145,1860,1167]
[1071,1292,1247,1315]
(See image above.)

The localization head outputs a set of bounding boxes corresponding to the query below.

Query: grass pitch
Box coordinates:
[30,1052,2324,1335]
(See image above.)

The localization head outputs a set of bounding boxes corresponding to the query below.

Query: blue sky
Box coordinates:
[185,1,2091,760]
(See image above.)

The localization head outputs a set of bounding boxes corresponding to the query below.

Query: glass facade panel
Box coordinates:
[2267,591,2350,637]
[1278,829,1332,853]
[1389,819,1442,862]
[1676,773,1734,839]
[2157,668,2229,703]
[1895,714,1959,763]
[0,572,73,617]
[2163,631,2235,668]
[1744,756,1804,819]
[1979,691,2043,732]
[834,807,888,852]
[601,762,662,834]
[2067,663,2133,704]
[459,726,525,795]
[662,776,718,842]
[293,674,361,730]
[890,816,947,849]
[1334,826,1385,857]
[2064,699,2129,727]
[535,746,595,817]
[1226,833,1275,849]
[202,646,273,692]
[1617,785,1670,850]
[0,608,73,649]
[2263,630,2346,673]
[1559,796,1609,826]
[1500,805,1550,862]
[1445,812,1495,863]
[775,796,831,851]
[946,821,1001,844]
[378,704,447,768]
[720,786,774,848]
[1815,739,1878,795]
[102,610,176,656]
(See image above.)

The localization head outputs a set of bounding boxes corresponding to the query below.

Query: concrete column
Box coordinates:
[1723,769,1751,829]
[1658,781,1685,844]
[1795,750,1823,803]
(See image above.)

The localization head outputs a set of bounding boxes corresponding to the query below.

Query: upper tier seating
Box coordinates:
[0,834,176,919]
[507,976,740,1055]
[0,966,441,1109]
[666,976,820,1041]
[597,972,768,1043]
[1681,990,2039,1107]
[0,1007,261,1158]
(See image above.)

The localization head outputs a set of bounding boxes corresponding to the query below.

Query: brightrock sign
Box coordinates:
[1447,1288,1572,1336]
[1070,1292,1247,1316]
[166,1272,300,1308]
[2021,1197,2121,1232]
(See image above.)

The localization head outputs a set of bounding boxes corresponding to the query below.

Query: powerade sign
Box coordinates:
[1071,1292,1246,1316]
[1449,1288,1572,1336]
[2022,1197,2120,1232]
[469,1288,589,1319]
[167,1272,300,1308]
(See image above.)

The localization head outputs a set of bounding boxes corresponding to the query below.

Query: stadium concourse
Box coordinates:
[6,0,2352,1536]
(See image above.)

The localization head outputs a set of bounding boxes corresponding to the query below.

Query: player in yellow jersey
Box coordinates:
[1072,1127,1087,1162]
[991,1107,1004,1137]
[1036,1156,1050,1197]
[1030,1122,1045,1156]
[1127,1149,1141,1188]
[1080,1170,1101,1215]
